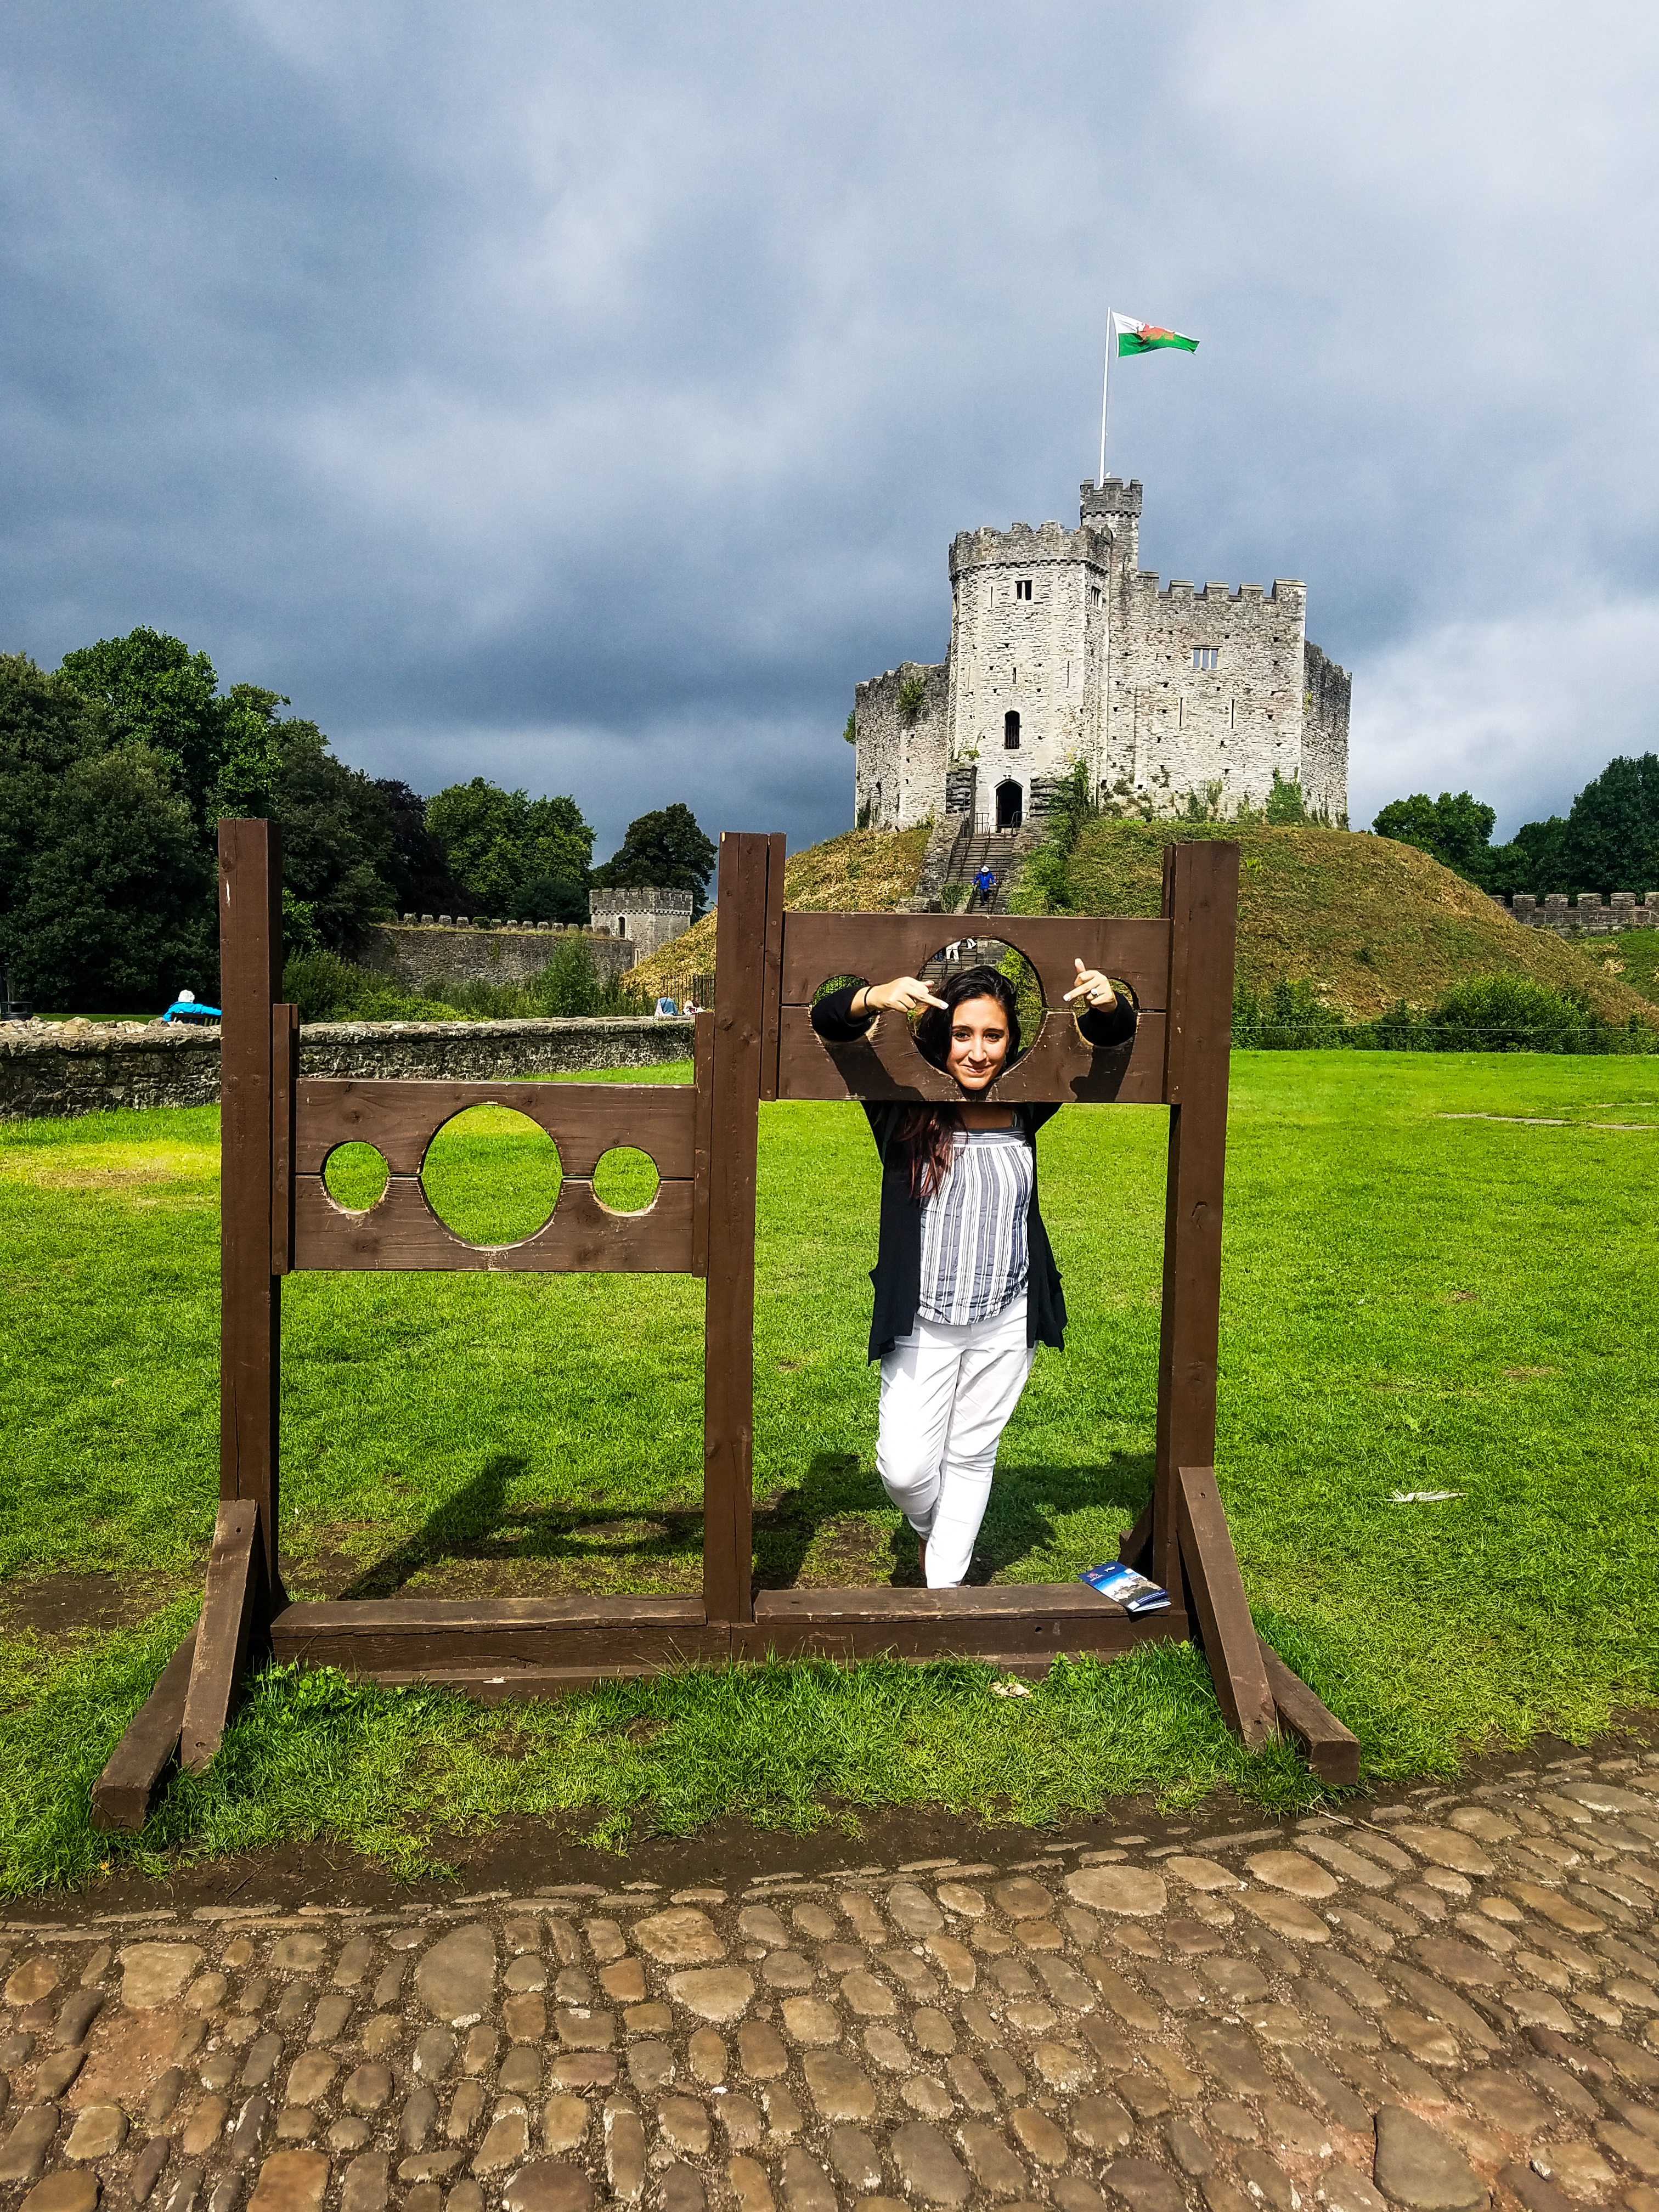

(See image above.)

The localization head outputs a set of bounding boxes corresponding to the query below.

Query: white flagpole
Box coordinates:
[1098,309,1112,487]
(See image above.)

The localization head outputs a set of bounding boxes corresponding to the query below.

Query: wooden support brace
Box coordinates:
[90,1626,199,1831]
[1118,1498,1154,1572]
[180,1501,266,1774]
[1176,1464,1276,1753]
[1257,1636,1361,1787]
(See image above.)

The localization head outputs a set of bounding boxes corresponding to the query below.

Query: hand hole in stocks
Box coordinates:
[591,1146,661,1215]
[420,1104,562,1245]
[322,1143,389,1211]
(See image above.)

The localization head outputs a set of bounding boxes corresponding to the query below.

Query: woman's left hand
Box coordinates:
[1062,958,1118,1012]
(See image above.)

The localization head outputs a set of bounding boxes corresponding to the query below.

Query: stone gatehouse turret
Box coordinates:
[853,478,1350,832]
[588,885,694,962]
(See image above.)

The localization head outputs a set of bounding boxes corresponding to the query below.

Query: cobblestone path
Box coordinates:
[3,1752,1658,2212]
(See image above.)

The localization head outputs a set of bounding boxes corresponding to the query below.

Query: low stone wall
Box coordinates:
[363,922,636,991]
[1491,892,1659,937]
[0,1018,695,1121]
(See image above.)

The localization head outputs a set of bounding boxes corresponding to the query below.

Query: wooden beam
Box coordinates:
[1176,1465,1276,1752]
[1257,1637,1361,1786]
[271,1594,721,1674]
[1150,842,1239,1595]
[702,833,772,1626]
[745,1582,1184,1664]
[758,830,787,1102]
[270,1003,298,1274]
[218,820,286,1608]
[1117,1498,1154,1572]
[180,1501,264,1774]
[91,1627,199,1831]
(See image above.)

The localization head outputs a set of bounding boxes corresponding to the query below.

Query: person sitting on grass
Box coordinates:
[811,957,1133,1588]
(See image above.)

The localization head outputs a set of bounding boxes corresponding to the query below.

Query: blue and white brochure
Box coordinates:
[1079,1560,1171,1613]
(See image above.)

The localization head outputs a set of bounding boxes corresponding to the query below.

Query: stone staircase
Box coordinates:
[905,817,1037,916]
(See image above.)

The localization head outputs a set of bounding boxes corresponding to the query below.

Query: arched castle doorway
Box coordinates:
[996,779,1023,830]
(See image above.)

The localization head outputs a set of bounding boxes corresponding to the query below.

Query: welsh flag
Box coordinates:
[1113,312,1198,358]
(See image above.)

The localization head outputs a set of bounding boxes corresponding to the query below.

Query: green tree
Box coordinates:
[59,628,223,823]
[1557,754,1659,894]
[590,802,718,919]
[8,745,217,1012]
[1372,790,1497,881]
[372,778,471,916]
[424,778,594,915]
[271,715,399,955]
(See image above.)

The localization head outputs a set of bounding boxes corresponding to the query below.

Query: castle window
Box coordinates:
[1004,712,1021,750]
[1016,579,1033,601]
[1193,647,1219,672]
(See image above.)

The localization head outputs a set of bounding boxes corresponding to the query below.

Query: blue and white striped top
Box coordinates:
[916,1127,1032,1327]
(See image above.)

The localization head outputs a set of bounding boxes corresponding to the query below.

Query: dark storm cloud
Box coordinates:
[5,1,1658,854]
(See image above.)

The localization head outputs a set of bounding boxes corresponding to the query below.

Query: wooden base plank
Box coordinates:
[1175,1465,1277,1753]
[1257,1637,1361,1786]
[180,1501,264,1774]
[745,1583,1181,1663]
[91,1627,199,1831]
[266,1585,1188,1685]
[271,1595,721,1675]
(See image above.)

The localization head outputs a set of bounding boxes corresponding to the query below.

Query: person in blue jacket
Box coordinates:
[811,956,1133,1587]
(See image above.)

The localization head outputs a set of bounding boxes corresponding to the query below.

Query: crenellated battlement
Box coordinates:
[1491,891,1659,936]
[949,518,1112,576]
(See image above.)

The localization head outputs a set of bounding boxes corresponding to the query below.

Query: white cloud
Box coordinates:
[1353,596,1659,838]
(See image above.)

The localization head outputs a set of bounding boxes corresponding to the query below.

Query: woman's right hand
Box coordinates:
[853,975,949,1017]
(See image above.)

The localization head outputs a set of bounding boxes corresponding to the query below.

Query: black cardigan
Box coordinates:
[810,982,1137,1359]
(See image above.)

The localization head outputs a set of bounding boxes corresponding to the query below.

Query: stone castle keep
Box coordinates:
[853,477,1351,832]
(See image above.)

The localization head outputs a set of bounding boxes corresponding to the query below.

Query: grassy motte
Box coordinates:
[3,1052,1657,1889]
[1013,817,1659,1029]
[626,826,933,1006]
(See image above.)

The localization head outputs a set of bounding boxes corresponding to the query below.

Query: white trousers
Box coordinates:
[876,1297,1034,1588]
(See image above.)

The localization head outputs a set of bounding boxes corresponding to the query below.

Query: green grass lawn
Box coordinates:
[2,1053,1656,1892]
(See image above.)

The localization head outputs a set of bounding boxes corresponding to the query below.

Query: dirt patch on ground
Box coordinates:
[21,1705,1659,1924]
[0,1571,193,1639]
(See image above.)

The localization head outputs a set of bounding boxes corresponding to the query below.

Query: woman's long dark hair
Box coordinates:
[893,965,1022,1201]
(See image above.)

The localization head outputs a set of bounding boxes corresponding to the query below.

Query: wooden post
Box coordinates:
[702,833,777,1626]
[218,820,286,1611]
[1150,840,1239,1597]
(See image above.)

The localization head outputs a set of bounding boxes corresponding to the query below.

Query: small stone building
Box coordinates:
[853,476,1350,831]
[588,886,695,963]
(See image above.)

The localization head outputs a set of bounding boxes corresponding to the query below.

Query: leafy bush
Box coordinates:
[1232,969,1658,1055]
[280,935,647,1025]
[897,674,928,722]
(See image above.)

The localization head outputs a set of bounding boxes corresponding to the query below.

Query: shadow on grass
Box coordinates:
[336,1455,703,1599]
[753,1449,1153,1590]
[331,1446,1154,1600]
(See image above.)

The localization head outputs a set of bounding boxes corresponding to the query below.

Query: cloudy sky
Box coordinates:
[5,2,1657,857]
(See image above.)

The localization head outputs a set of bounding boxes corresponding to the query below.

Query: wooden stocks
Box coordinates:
[218,820,286,1612]
[702,833,783,1624]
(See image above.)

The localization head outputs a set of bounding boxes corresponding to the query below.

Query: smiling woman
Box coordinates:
[809,954,1135,1588]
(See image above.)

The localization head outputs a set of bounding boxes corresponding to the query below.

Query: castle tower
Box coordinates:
[943,514,1117,829]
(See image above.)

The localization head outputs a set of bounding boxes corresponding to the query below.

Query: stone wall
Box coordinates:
[0,1017,695,1121]
[1492,892,1659,936]
[363,923,636,992]
[586,885,695,961]
[1110,573,1308,818]
[853,660,949,832]
[1301,640,1352,825]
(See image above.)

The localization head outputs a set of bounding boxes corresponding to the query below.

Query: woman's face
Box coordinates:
[946,994,1011,1091]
